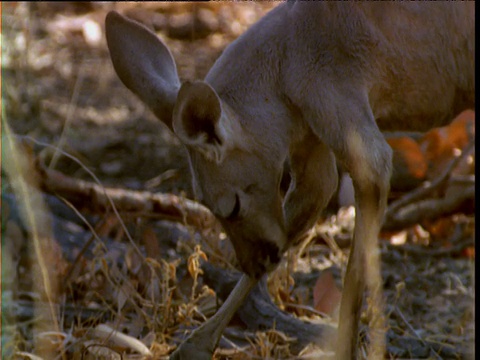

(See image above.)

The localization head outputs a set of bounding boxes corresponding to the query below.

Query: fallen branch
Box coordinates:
[383,185,474,231]
[384,140,475,230]
[35,159,216,230]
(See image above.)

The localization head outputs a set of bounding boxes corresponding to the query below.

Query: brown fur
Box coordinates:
[105,3,474,359]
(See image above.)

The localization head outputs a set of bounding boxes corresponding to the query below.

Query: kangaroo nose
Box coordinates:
[221,212,287,278]
[235,238,283,279]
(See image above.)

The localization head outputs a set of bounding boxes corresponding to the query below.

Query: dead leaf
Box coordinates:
[461,246,475,259]
[419,109,475,180]
[313,271,342,317]
[387,136,428,184]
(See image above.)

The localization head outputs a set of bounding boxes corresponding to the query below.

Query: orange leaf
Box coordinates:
[462,246,475,259]
[419,109,475,179]
[387,136,428,181]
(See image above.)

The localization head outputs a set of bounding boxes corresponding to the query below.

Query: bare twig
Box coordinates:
[49,57,87,169]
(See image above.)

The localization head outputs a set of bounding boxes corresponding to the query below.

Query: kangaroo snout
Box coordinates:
[233,236,284,279]
[220,214,287,279]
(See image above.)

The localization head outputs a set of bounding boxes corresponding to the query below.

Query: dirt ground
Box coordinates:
[2,2,475,359]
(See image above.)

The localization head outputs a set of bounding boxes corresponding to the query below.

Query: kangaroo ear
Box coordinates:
[173,81,230,163]
[105,11,180,130]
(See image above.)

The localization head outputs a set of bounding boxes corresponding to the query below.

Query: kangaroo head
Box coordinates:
[105,11,286,278]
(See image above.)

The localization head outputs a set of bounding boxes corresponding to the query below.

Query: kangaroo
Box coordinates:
[105,2,474,359]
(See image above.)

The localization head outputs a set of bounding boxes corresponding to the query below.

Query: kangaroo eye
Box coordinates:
[226,194,241,220]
